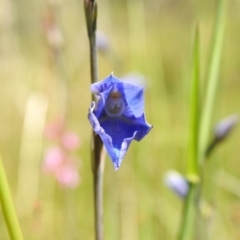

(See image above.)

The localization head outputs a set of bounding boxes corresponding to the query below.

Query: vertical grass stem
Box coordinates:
[0,155,24,240]
[199,0,227,163]
[178,26,200,240]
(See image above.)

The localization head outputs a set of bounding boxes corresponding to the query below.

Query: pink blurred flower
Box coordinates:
[44,117,81,149]
[44,117,65,140]
[42,8,64,53]
[42,147,80,188]
[43,117,81,188]
[56,163,80,188]
[62,132,80,150]
[42,146,63,173]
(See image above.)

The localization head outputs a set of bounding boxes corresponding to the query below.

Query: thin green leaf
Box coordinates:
[178,25,200,240]
[199,0,227,164]
[0,155,24,240]
[186,25,200,182]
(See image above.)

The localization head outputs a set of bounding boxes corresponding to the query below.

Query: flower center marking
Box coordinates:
[105,89,125,117]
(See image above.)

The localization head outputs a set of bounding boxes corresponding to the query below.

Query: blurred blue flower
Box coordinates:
[88,74,152,169]
[206,114,239,157]
[164,170,189,198]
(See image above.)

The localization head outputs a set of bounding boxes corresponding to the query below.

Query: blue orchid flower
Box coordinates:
[88,74,152,170]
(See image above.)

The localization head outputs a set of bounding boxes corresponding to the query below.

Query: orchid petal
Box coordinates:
[88,74,152,169]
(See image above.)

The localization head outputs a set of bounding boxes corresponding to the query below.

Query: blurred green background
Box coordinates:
[0,0,240,239]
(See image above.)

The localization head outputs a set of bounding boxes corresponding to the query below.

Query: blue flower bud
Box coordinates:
[214,114,239,140]
[165,171,189,198]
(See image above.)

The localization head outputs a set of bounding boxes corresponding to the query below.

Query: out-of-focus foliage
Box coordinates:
[0,0,240,239]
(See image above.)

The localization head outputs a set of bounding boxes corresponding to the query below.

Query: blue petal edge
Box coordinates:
[88,102,139,170]
[90,75,121,94]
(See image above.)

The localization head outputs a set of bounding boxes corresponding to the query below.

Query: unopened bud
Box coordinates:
[206,114,239,157]
[214,114,239,140]
[164,170,189,198]
[84,0,97,37]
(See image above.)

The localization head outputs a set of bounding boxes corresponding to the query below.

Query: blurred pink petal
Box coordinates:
[42,147,64,173]
[44,117,65,140]
[62,132,80,150]
[56,164,79,188]
[43,117,81,188]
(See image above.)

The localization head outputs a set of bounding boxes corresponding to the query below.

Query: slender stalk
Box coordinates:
[199,0,227,163]
[92,143,105,240]
[178,26,200,240]
[84,1,105,240]
[179,0,227,238]
[89,32,98,88]
[0,155,24,240]
[178,183,197,240]
[186,26,200,182]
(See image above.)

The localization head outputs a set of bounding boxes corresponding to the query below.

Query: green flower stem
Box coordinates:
[84,1,105,240]
[179,0,227,238]
[178,26,200,240]
[186,26,200,182]
[199,0,227,163]
[0,155,24,240]
[178,183,198,240]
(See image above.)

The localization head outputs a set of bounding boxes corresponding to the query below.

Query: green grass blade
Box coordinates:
[186,25,200,182]
[199,0,227,163]
[178,25,200,240]
[0,155,24,240]
[178,183,198,240]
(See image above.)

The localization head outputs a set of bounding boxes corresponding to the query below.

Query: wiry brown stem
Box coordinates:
[92,135,105,240]
[84,1,105,240]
